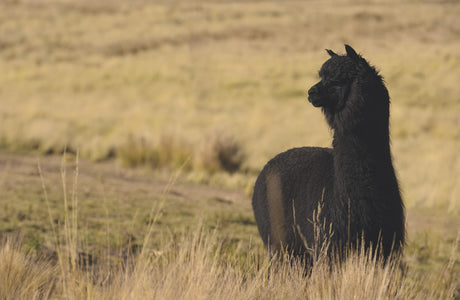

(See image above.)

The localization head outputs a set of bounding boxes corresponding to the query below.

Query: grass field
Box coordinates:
[0,0,459,298]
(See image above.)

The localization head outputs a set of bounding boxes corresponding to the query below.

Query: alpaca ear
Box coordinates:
[326,49,338,57]
[345,44,360,60]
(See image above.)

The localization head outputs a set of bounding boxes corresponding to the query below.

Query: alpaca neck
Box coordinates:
[332,126,397,206]
[330,126,403,250]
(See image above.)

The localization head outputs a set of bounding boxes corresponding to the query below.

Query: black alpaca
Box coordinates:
[252,45,405,263]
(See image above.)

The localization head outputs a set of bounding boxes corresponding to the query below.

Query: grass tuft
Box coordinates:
[195,131,246,174]
[117,135,193,170]
[0,236,56,300]
[118,132,245,174]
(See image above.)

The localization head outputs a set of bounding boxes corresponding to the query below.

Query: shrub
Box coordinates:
[117,135,192,170]
[194,131,246,173]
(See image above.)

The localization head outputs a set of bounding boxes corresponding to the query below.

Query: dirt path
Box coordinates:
[0,152,249,205]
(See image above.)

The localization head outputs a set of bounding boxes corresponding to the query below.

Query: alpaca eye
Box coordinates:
[328,84,343,92]
[330,80,345,85]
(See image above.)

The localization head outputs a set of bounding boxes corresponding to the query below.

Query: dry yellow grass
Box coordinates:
[0,224,457,299]
[0,236,55,299]
[0,149,458,298]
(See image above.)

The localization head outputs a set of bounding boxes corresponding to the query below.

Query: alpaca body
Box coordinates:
[252,147,333,258]
[252,45,405,263]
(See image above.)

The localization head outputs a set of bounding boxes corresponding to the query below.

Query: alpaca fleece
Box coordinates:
[252,45,405,263]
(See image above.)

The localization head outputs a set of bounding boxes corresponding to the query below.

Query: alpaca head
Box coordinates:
[308,45,389,132]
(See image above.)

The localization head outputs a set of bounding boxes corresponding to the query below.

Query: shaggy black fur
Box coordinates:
[252,45,405,264]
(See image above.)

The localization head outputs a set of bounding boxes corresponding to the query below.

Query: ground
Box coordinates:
[0,152,458,276]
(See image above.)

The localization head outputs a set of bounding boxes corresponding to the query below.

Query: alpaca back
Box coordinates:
[252,146,334,257]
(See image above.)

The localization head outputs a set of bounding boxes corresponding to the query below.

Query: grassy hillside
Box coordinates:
[1,0,459,211]
[0,0,459,298]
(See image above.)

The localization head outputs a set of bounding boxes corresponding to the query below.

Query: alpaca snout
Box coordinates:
[307,85,322,107]
[307,84,318,96]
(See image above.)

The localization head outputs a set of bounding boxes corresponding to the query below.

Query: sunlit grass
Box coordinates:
[0,154,457,298]
[0,210,457,299]
[1,0,459,211]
